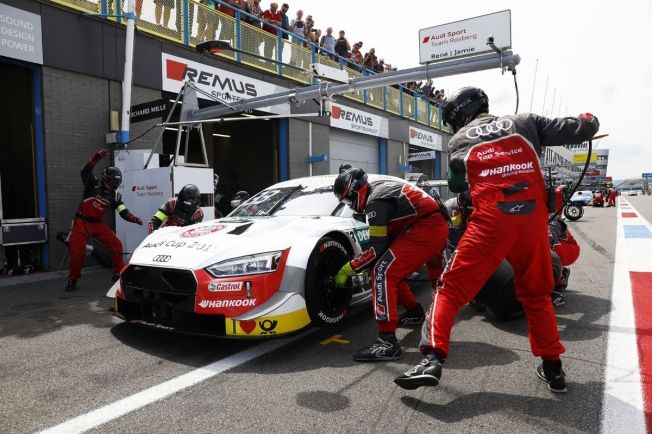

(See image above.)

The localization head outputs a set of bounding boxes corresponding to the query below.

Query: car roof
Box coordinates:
[269,174,406,189]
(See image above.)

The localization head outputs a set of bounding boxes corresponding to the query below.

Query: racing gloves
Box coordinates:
[334,262,354,288]
[448,159,469,193]
[126,214,143,225]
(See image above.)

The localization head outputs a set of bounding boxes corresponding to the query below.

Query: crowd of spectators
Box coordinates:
[150,0,446,102]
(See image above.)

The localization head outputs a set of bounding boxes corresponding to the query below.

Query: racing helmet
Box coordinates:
[231,190,250,209]
[101,167,122,191]
[338,163,353,174]
[177,184,201,214]
[333,168,369,213]
[442,86,489,133]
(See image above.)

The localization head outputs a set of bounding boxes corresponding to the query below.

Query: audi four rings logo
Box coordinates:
[152,255,172,263]
[465,119,513,139]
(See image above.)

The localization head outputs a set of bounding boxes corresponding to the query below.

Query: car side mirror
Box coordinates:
[353,213,366,223]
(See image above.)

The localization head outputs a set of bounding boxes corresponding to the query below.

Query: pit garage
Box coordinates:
[329,129,380,174]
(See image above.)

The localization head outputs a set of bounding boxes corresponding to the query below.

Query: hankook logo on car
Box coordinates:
[198,299,256,308]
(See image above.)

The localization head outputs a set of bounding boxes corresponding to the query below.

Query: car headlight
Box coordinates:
[205,250,284,277]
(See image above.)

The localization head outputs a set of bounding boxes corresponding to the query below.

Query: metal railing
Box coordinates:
[48,0,445,130]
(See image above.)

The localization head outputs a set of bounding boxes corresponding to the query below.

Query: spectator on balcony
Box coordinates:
[374,58,385,74]
[363,48,377,71]
[334,30,351,59]
[304,15,315,42]
[244,0,263,27]
[421,79,434,99]
[351,42,364,67]
[219,0,244,17]
[154,0,174,28]
[280,3,290,40]
[289,9,306,67]
[174,0,195,34]
[309,28,321,45]
[290,9,305,44]
[262,3,282,58]
[196,0,217,42]
[320,27,336,58]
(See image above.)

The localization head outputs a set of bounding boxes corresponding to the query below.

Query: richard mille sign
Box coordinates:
[0,3,43,64]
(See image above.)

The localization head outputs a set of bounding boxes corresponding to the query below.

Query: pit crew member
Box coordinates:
[394,86,599,393]
[549,215,580,307]
[333,168,448,361]
[66,149,142,292]
[148,184,204,233]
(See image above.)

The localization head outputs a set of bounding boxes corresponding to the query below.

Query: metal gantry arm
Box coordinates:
[187,50,520,121]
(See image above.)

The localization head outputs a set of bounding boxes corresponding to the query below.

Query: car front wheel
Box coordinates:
[304,237,352,327]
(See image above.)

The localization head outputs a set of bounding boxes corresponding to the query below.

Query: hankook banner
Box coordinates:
[408,126,443,151]
[327,102,388,138]
[161,53,289,114]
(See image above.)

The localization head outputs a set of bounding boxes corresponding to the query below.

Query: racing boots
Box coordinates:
[536,360,567,393]
[397,303,426,326]
[394,351,444,390]
[353,333,402,362]
[65,279,77,292]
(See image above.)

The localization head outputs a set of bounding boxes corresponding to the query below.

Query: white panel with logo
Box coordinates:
[115,151,215,260]
[161,53,289,114]
[408,126,443,151]
[327,101,389,139]
[329,129,379,174]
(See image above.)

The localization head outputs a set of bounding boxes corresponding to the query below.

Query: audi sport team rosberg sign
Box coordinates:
[418,10,511,64]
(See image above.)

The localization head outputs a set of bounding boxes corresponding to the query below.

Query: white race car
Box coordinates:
[107,174,405,338]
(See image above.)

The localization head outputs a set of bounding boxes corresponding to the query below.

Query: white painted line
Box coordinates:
[39,331,313,434]
[600,199,646,434]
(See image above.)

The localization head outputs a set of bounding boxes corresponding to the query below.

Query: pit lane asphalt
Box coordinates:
[2,198,646,433]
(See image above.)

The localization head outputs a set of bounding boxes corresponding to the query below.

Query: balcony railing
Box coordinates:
[48,0,445,130]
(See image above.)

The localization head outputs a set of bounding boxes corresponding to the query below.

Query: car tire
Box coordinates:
[304,237,352,327]
[564,204,584,221]
[474,260,524,322]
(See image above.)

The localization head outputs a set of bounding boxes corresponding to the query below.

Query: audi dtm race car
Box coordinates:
[107,174,404,338]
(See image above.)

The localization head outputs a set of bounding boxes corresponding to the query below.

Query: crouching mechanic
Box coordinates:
[549,215,580,307]
[394,86,599,393]
[66,149,143,291]
[149,184,204,233]
[333,168,448,361]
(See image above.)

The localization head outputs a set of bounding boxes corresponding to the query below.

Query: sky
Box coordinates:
[281,0,652,180]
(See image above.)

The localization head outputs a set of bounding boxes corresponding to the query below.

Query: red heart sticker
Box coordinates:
[239,320,256,334]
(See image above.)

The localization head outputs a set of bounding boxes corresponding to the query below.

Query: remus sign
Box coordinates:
[161,53,289,114]
[409,126,442,151]
[0,3,43,64]
[327,101,389,138]
[418,10,511,64]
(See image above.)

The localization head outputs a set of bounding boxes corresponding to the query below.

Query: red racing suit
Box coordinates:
[349,180,448,334]
[68,153,139,280]
[420,112,599,360]
[607,187,617,207]
[148,198,204,233]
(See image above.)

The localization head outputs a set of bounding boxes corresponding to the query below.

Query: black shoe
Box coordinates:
[398,303,425,326]
[394,353,443,390]
[353,334,402,362]
[560,267,570,290]
[551,291,565,307]
[111,273,120,283]
[65,279,77,292]
[536,362,567,393]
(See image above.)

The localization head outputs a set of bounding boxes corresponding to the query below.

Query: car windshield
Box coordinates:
[229,185,341,217]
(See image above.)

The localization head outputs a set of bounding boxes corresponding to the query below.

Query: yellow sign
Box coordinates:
[572,152,598,163]
[226,308,311,337]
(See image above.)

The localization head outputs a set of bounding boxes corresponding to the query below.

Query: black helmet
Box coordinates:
[230,190,250,209]
[333,168,369,212]
[177,184,201,213]
[442,86,489,133]
[101,166,122,191]
[338,163,353,174]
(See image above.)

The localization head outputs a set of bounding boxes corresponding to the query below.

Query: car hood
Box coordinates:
[129,216,342,270]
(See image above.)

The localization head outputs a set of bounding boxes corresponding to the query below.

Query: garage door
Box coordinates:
[329,130,379,174]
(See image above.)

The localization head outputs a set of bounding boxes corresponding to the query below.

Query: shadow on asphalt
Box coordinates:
[487,292,613,342]
[400,380,605,432]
